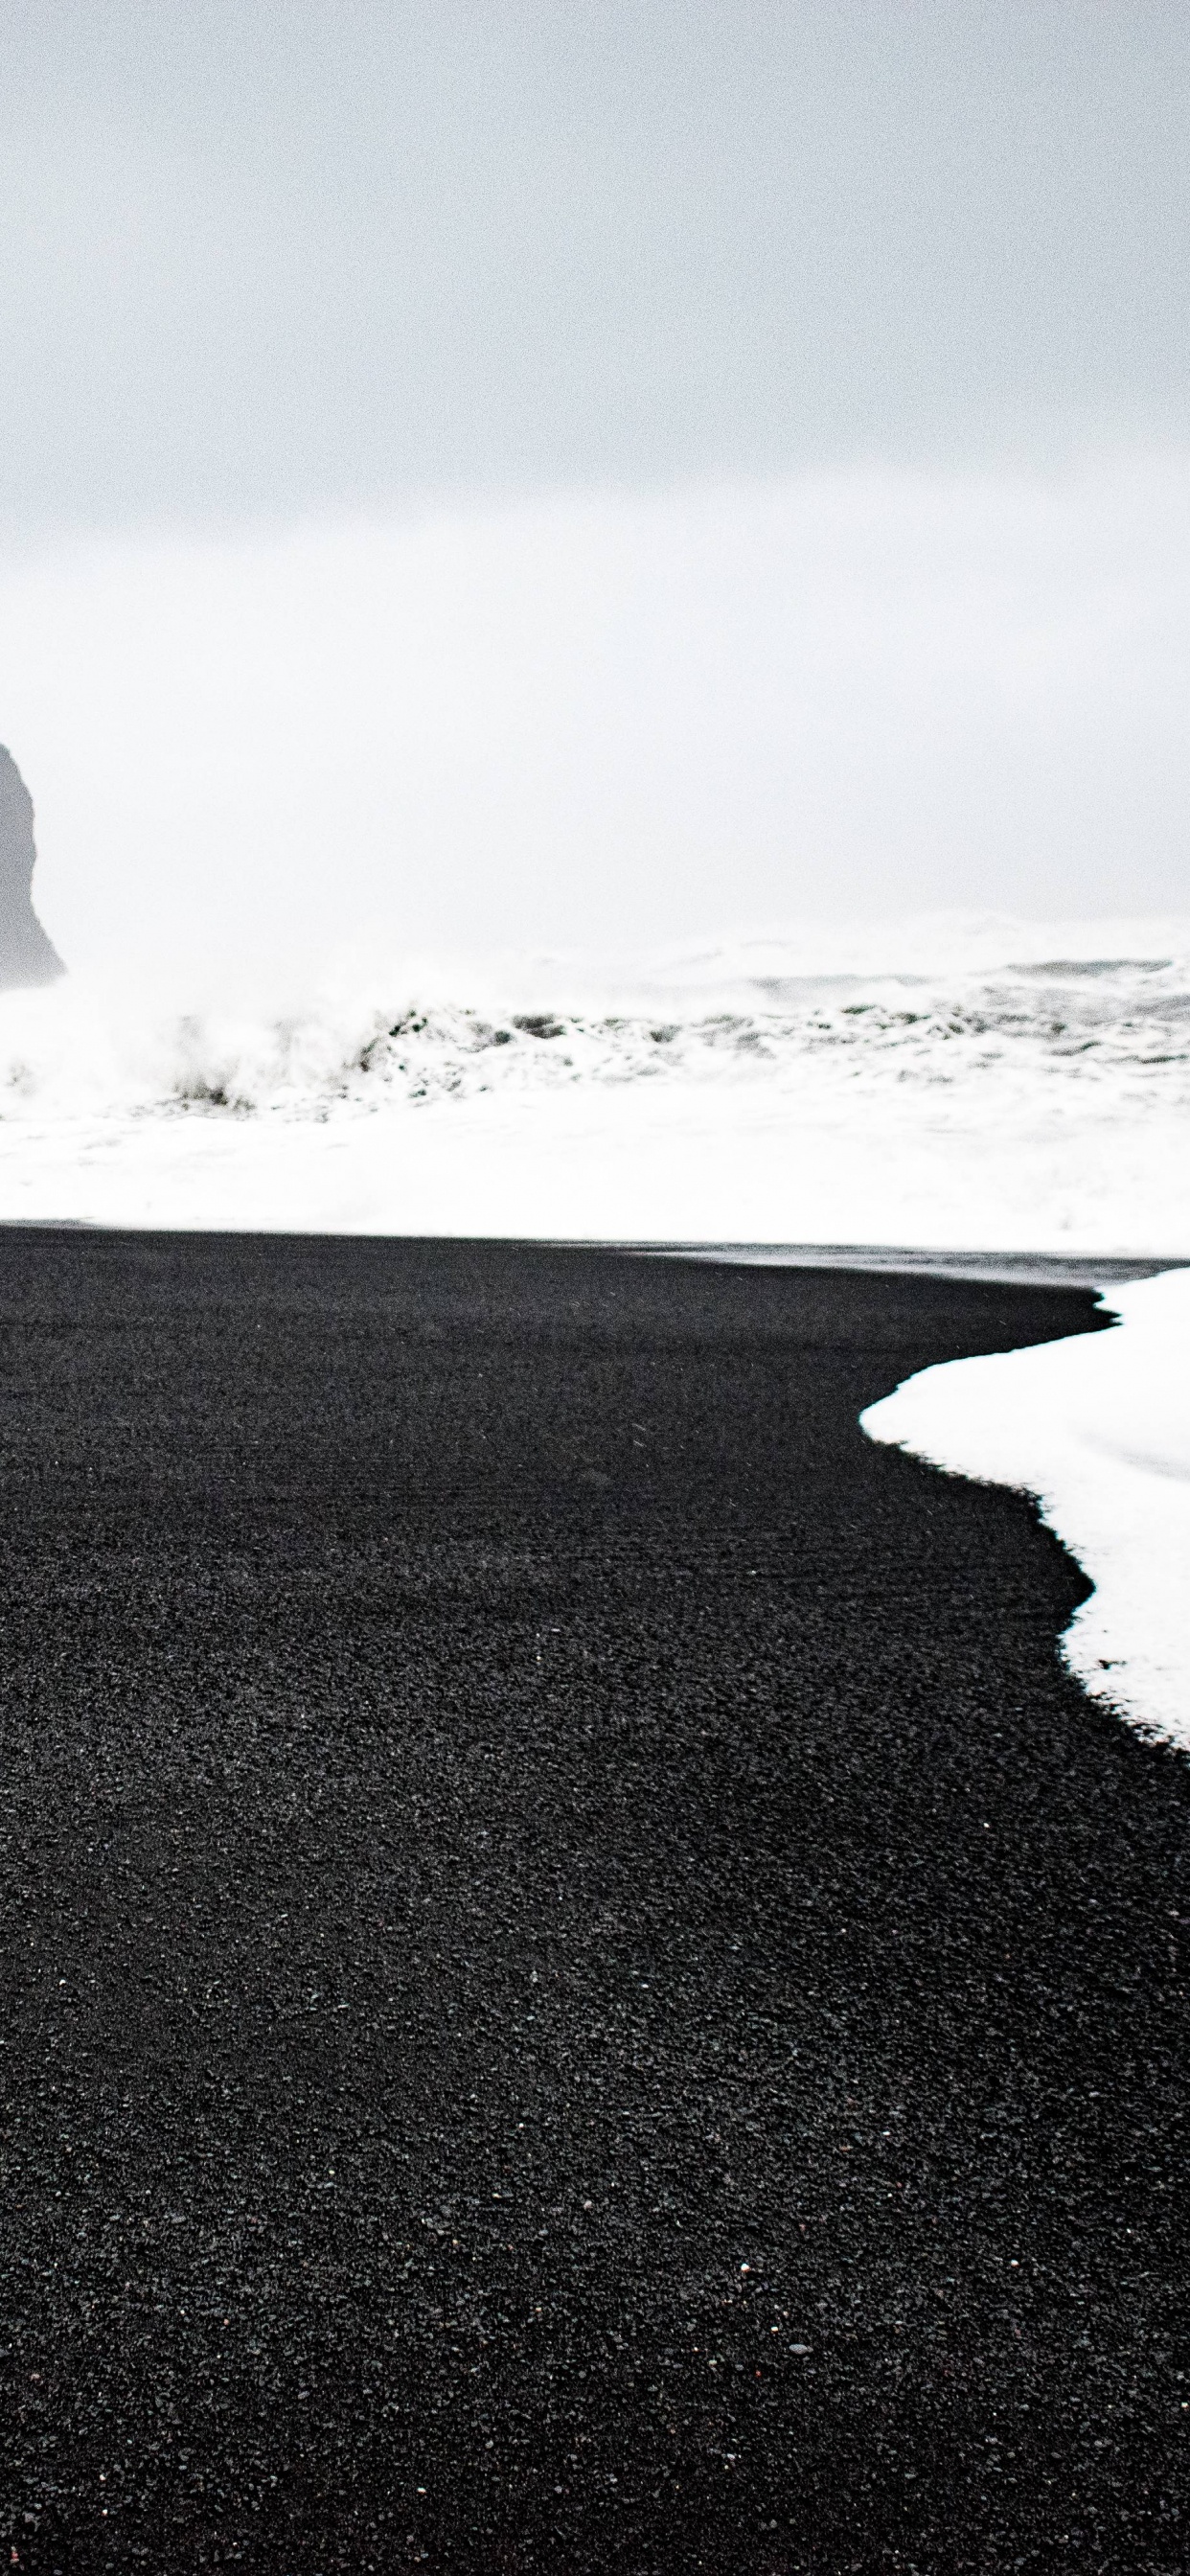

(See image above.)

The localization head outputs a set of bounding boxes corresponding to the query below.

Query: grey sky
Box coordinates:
[3,0,1189,534]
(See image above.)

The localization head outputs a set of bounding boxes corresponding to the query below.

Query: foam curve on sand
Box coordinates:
[861,1268,1190,1750]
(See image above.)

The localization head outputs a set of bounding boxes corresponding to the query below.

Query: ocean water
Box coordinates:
[4,920,1185,1746]
[862,1268,1190,1751]
[0,914,1186,1247]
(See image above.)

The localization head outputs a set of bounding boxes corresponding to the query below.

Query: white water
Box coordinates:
[0,914,1186,1247]
[862,1270,1190,1751]
[5,916,1184,1746]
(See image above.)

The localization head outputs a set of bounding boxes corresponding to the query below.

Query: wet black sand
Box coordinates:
[0,1231,1185,2574]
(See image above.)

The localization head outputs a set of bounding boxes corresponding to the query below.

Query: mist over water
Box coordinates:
[1,453,1186,1246]
[3,458,1189,980]
[1,920,1187,1122]
[0,915,1183,1253]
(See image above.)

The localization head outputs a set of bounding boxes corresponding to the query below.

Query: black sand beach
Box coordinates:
[0,1231,1185,2574]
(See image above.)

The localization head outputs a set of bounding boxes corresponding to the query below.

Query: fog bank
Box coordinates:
[1,456,1187,978]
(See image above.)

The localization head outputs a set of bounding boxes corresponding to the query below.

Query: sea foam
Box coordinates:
[862,1269,1190,1751]
[0,915,1185,1247]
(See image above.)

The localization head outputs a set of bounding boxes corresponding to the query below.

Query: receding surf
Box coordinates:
[862,1268,1190,1752]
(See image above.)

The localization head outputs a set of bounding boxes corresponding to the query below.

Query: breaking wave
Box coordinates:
[0,918,1187,1128]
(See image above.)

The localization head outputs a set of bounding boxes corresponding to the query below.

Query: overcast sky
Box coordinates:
[1,2,1188,963]
[4,0,1189,528]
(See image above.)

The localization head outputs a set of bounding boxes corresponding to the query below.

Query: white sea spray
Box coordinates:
[0,922,1186,1124]
[0,916,1184,1252]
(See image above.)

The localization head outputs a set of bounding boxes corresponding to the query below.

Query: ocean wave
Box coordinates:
[0,930,1187,1125]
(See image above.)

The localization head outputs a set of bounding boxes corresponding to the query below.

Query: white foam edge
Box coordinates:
[860,1268,1190,1750]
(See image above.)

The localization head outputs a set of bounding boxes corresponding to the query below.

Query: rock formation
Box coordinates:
[0,747,65,986]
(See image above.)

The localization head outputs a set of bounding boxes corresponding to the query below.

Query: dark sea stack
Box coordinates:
[0,744,64,986]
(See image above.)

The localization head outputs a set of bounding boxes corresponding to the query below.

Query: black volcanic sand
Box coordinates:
[0,1233,1186,2575]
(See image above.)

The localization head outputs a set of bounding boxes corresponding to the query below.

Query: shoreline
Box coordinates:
[0,1235,1185,2570]
[864,1264,1190,1750]
[621,1242,1187,1286]
[2,1218,1186,1288]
